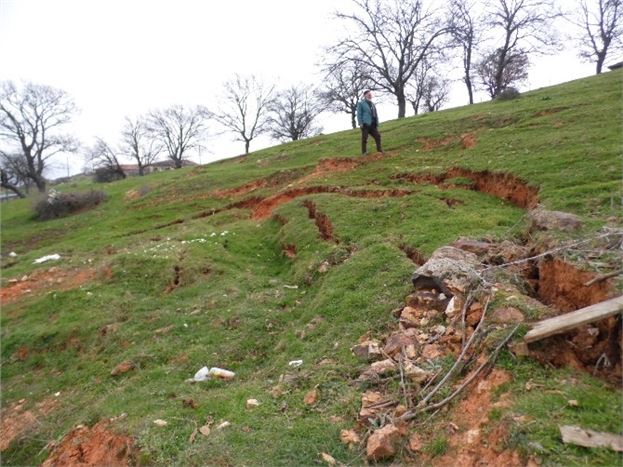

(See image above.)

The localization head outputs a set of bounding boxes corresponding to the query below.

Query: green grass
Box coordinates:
[1,71,622,466]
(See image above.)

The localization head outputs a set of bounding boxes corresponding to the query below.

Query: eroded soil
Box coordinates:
[41,420,136,467]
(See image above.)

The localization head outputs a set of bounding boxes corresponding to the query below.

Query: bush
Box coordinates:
[93,167,125,183]
[34,189,107,220]
[496,87,521,101]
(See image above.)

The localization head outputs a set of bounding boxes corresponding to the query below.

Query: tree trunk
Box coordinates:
[465,45,474,104]
[34,176,46,193]
[245,139,250,155]
[138,164,144,176]
[596,53,605,74]
[396,84,407,118]
[397,97,407,119]
[351,111,356,129]
[465,75,474,105]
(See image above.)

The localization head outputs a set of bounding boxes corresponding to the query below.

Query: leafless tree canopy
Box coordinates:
[268,85,324,142]
[450,0,483,104]
[319,61,374,128]
[483,0,561,97]
[87,137,126,180]
[405,58,431,115]
[148,105,206,168]
[331,0,450,118]
[572,0,623,74]
[121,116,161,175]
[0,81,78,192]
[212,75,274,155]
[0,153,29,197]
[477,48,529,98]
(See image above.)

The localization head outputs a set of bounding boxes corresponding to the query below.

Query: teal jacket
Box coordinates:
[356,99,379,127]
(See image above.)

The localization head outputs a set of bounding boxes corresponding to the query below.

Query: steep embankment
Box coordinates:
[1,71,621,466]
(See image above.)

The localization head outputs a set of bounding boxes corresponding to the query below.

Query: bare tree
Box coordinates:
[477,47,529,98]
[212,75,274,155]
[331,0,451,118]
[0,81,78,192]
[421,75,451,112]
[319,60,374,128]
[121,116,161,175]
[268,85,324,142]
[571,0,623,74]
[148,105,206,169]
[450,0,484,104]
[483,0,561,97]
[405,59,433,115]
[87,137,126,180]
[0,153,28,198]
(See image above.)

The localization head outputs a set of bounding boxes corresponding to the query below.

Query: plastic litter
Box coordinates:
[193,366,210,382]
[192,366,236,382]
[8,251,17,257]
[288,359,303,367]
[209,367,235,380]
[33,253,61,264]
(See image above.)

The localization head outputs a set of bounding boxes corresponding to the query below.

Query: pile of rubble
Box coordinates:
[340,220,623,462]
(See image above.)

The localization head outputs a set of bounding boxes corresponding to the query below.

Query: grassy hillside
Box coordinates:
[1,71,621,466]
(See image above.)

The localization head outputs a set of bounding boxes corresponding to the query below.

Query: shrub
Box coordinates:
[34,189,107,220]
[496,87,521,101]
[93,167,125,183]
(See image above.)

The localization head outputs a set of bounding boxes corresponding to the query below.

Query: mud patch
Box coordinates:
[42,420,136,467]
[213,178,268,198]
[1,267,98,304]
[295,157,361,185]
[399,244,427,266]
[534,107,568,117]
[282,244,297,258]
[441,197,465,208]
[394,167,539,209]
[528,258,620,383]
[419,135,455,151]
[460,133,477,149]
[431,369,522,467]
[302,200,335,242]
[164,265,182,293]
[249,186,413,220]
[536,258,613,312]
[1,398,57,451]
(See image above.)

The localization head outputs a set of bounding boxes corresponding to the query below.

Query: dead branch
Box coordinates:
[420,296,490,405]
[401,324,520,422]
[583,269,623,287]
[483,231,621,272]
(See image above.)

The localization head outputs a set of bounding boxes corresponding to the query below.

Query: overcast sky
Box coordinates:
[0,0,610,178]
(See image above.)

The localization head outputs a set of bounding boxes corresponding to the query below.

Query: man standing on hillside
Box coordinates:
[356,90,383,156]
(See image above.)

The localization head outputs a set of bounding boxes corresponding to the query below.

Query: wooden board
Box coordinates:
[524,296,623,343]
[560,425,623,452]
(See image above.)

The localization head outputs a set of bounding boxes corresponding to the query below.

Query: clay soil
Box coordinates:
[430,369,524,467]
[529,258,621,384]
[395,167,539,209]
[0,398,57,451]
[42,420,136,467]
[302,200,335,242]
[1,267,97,304]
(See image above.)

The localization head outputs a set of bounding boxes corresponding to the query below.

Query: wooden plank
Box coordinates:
[560,425,623,452]
[524,296,623,343]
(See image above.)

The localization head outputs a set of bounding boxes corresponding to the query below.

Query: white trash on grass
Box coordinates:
[191,366,236,382]
[288,359,303,367]
[33,253,61,264]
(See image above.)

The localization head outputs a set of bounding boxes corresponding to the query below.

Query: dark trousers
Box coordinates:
[361,124,382,154]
